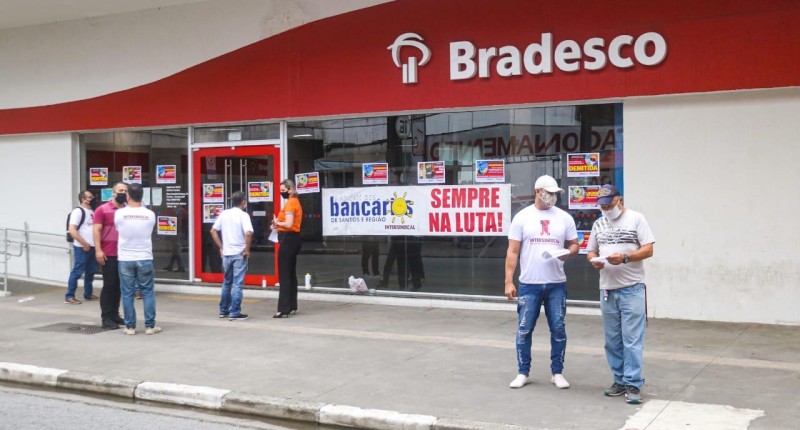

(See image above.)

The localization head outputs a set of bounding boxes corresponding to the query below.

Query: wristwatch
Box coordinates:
[623,254,630,264]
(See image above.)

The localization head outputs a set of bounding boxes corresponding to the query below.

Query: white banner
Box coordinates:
[323,185,511,236]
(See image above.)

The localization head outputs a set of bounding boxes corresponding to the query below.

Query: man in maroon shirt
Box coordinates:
[93,182,127,329]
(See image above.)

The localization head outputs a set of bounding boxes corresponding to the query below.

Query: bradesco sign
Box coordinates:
[390,31,667,84]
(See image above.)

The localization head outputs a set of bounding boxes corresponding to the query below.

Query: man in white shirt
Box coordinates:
[211,191,253,321]
[505,175,579,390]
[114,183,160,335]
[587,184,655,405]
[65,190,97,304]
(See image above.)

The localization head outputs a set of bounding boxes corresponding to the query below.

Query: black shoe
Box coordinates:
[218,313,229,318]
[102,320,120,330]
[604,382,626,397]
[176,267,186,272]
[111,316,125,326]
[229,314,249,321]
[273,312,289,318]
[625,385,642,404]
[162,266,173,272]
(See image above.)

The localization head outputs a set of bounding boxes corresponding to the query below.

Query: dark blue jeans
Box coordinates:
[66,246,96,300]
[516,282,567,375]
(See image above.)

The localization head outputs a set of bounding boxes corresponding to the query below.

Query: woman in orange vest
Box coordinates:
[271,179,303,318]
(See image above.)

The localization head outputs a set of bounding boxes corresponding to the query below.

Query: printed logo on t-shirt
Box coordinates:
[540,220,550,236]
[594,218,639,245]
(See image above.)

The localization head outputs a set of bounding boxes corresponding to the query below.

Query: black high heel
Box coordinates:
[273,312,289,318]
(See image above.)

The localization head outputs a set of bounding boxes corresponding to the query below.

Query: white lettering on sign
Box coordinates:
[450,32,666,80]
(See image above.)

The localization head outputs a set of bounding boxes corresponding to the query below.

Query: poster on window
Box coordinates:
[203,183,224,203]
[362,163,388,185]
[323,184,511,236]
[101,188,113,202]
[203,204,224,223]
[417,161,445,184]
[248,181,272,202]
[157,216,178,236]
[156,165,177,184]
[567,153,600,177]
[295,172,320,194]
[568,185,600,209]
[475,160,505,183]
[122,166,142,184]
[89,167,108,186]
[577,230,591,254]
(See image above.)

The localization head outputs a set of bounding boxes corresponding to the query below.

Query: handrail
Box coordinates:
[1,222,73,296]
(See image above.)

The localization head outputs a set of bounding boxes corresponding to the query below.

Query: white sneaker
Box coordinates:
[122,328,135,335]
[509,374,530,389]
[551,373,570,389]
[145,326,162,335]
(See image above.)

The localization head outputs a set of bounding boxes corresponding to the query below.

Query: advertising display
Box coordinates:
[89,167,108,186]
[362,163,388,185]
[577,230,591,254]
[202,183,224,203]
[295,172,320,194]
[156,165,177,184]
[122,166,142,184]
[157,216,178,236]
[203,204,223,223]
[101,188,112,202]
[248,181,272,202]
[568,185,600,209]
[417,161,445,184]
[323,184,511,236]
[475,160,505,183]
[567,153,600,177]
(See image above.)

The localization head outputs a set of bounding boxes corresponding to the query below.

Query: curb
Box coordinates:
[0,361,536,430]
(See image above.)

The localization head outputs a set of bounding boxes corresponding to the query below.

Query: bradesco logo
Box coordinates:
[389,31,667,84]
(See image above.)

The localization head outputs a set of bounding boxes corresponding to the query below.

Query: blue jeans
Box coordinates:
[516,282,567,375]
[119,260,156,329]
[601,283,646,388]
[220,255,247,317]
[66,246,97,300]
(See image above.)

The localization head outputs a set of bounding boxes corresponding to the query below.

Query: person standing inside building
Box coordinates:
[587,184,655,405]
[210,191,253,321]
[115,183,160,335]
[65,190,98,304]
[505,175,578,390]
[94,182,127,330]
[271,179,303,318]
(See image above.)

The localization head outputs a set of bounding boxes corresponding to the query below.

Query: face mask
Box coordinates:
[280,192,290,199]
[601,202,622,220]
[115,193,127,204]
[539,191,557,208]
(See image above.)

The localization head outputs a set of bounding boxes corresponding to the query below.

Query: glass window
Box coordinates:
[286,103,622,300]
[193,124,279,143]
[80,129,190,280]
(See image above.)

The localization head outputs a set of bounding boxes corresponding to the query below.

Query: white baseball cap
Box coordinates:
[534,175,564,193]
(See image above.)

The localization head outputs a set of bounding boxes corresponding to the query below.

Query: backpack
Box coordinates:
[66,207,87,243]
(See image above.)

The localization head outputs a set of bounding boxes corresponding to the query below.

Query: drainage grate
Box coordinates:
[33,323,108,335]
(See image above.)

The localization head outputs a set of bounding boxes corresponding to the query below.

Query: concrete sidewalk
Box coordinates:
[0,279,798,430]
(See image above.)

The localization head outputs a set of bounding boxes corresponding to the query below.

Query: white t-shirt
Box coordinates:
[114,206,156,261]
[587,209,655,290]
[212,207,254,256]
[69,207,94,246]
[508,205,578,284]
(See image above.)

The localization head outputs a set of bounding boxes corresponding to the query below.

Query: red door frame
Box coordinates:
[192,145,281,286]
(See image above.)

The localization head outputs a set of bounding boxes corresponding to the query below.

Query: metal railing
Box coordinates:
[1,222,73,295]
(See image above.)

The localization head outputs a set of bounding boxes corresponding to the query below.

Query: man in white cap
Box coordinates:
[587,184,654,405]
[505,175,578,389]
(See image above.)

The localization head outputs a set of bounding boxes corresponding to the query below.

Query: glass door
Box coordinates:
[193,145,280,285]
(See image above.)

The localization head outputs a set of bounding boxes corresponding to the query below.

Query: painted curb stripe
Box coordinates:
[0,362,67,387]
[134,381,230,410]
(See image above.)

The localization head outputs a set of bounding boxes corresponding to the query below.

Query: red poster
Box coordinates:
[203,183,224,203]
[296,172,320,194]
[475,160,505,183]
[567,153,600,177]
[568,186,600,209]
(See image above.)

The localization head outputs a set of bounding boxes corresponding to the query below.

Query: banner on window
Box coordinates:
[475,159,505,183]
[568,185,600,209]
[203,183,224,203]
[323,185,511,236]
[296,172,320,194]
[157,216,178,235]
[90,167,108,186]
[122,166,142,184]
[156,165,177,184]
[567,153,600,177]
[577,230,591,254]
[248,181,272,202]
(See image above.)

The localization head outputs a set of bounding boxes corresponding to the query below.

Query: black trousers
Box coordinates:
[361,241,380,275]
[100,256,121,321]
[277,232,302,313]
